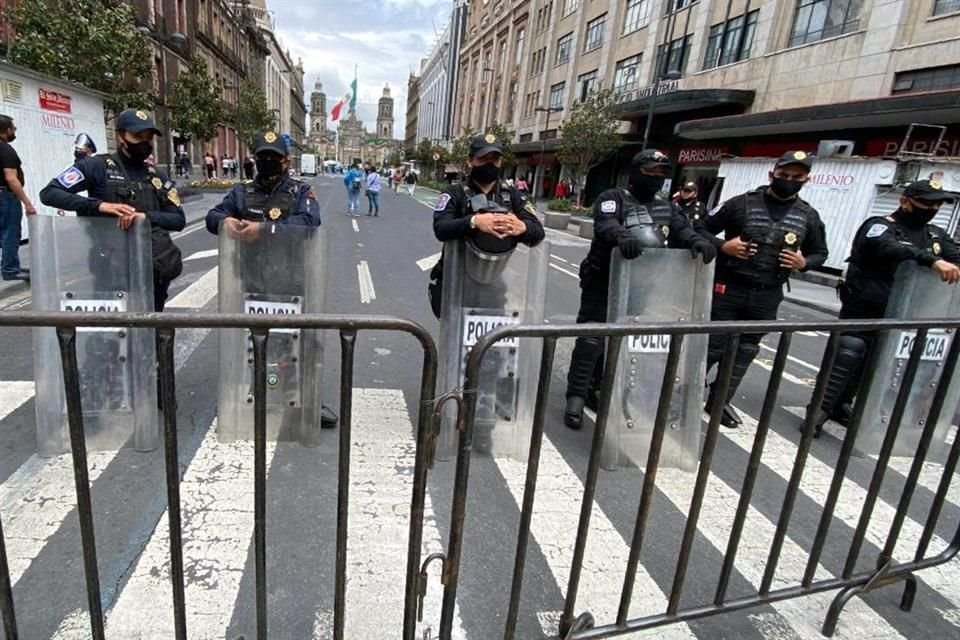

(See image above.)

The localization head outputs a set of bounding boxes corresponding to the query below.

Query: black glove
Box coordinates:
[619,234,644,260]
[690,240,717,264]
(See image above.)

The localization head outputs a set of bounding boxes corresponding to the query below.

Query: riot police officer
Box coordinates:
[697,151,829,428]
[73,133,97,163]
[563,149,717,430]
[40,109,185,312]
[808,179,960,435]
[429,133,545,316]
[674,181,706,223]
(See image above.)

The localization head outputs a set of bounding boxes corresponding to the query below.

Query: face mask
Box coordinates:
[769,177,805,199]
[256,157,284,179]
[74,150,88,162]
[906,204,939,226]
[5,132,15,143]
[680,194,695,204]
[628,170,666,200]
[122,138,153,163]
[470,162,500,185]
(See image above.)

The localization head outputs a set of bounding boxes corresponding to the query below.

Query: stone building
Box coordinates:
[306,80,337,160]
[405,73,421,157]
[334,84,401,167]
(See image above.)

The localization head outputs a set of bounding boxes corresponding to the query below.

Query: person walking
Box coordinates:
[205,152,216,179]
[515,175,528,194]
[221,154,230,180]
[405,170,418,196]
[343,163,364,216]
[365,164,381,216]
[0,115,36,281]
[244,155,255,180]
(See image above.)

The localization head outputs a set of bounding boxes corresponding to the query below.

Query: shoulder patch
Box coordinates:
[434,193,452,211]
[600,200,617,214]
[56,166,84,188]
[708,204,722,216]
[524,201,537,215]
[866,223,888,239]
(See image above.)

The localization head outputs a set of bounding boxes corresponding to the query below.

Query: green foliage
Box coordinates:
[169,56,227,144]
[546,198,573,212]
[386,151,403,168]
[419,179,448,192]
[484,123,516,168]
[450,123,516,174]
[556,89,622,206]
[7,0,154,117]
[232,78,276,149]
[449,126,476,173]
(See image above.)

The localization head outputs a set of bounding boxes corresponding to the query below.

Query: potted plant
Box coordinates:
[544,197,573,230]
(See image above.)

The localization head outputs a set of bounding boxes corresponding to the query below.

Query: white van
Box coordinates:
[300,153,318,176]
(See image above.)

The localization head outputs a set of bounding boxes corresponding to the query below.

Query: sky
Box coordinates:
[271,0,453,140]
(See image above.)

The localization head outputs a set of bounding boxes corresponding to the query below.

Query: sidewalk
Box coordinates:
[785,277,841,316]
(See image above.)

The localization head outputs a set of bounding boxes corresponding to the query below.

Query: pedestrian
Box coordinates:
[0,115,37,281]
[405,169,418,196]
[696,151,829,428]
[429,133,545,317]
[516,175,528,193]
[221,154,230,179]
[243,154,255,181]
[555,178,568,200]
[394,169,402,193]
[182,152,192,179]
[40,108,185,312]
[231,155,238,179]
[205,152,216,179]
[673,181,706,223]
[343,163,364,216]
[562,150,717,429]
[808,179,960,436]
[365,164,381,216]
[205,130,336,429]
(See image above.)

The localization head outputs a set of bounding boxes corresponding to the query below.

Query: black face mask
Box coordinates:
[122,139,153,163]
[5,133,15,143]
[904,204,939,226]
[769,177,805,199]
[470,162,500,185]
[680,195,695,204]
[628,170,666,201]
[74,150,88,162]
[256,157,284,180]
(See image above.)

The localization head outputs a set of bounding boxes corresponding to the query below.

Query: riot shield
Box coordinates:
[855,262,960,456]
[217,223,328,446]
[602,249,714,471]
[436,240,550,460]
[30,215,158,457]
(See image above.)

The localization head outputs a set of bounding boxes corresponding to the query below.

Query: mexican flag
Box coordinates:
[330,78,358,122]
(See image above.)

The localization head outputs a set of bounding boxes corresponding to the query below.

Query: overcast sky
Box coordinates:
[272,0,452,139]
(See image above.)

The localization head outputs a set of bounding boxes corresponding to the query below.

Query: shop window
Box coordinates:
[891,64,960,95]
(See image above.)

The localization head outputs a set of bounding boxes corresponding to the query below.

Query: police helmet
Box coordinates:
[74,133,97,153]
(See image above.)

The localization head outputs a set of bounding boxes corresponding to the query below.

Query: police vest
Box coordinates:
[621,189,670,247]
[241,179,300,222]
[729,192,809,285]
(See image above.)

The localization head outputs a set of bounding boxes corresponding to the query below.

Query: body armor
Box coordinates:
[621,189,670,246]
[241,179,299,222]
[729,192,808,286]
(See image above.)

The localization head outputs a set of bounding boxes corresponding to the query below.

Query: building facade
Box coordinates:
[405,73,421,157]
[306,81,337,160]
[417,24,452,146]
[336,85,401,167]
[454,0,960,203]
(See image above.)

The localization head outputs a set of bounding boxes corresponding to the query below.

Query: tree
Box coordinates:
[7,0,153,117]
[169,55,227,145]
[386,151,403,168]
[451,123,516,174]
[414,139,449,179]
[450,126,476,174]
[232,78,276,150]
[556,89,622,206]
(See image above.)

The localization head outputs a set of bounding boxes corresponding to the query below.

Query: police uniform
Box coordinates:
[676,182,706,223]
[564,150,717,429]
[698,151,828,427]
[39,109,185,312]
[810,179,960,433]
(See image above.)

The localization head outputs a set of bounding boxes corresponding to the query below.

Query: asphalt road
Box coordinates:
[0,176,956,639]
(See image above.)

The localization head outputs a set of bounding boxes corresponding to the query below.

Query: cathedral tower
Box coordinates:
[376,84,394,139]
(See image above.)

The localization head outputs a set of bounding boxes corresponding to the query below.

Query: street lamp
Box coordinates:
[534,105,563,202]
[641,69,682,151]
[137,25,188,176]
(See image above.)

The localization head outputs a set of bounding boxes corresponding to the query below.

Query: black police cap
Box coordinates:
[631,149,672,168]
[253,131,288,156]
[903,179,956,204]
[470,133,504,158]
[775,150,813,171]
[116,109,162,136]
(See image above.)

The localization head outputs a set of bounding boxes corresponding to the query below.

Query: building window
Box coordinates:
[515,27,526,65]
[622,0,652,35]
[498,39,507,72]
[577,69,599,102]
[664,0,695,13]
[537,1,554,33]
[562,0,580,17]
[655,34,692,77]
[613,54,642,91]
[549,82,565,109]
[556,32,573,65]
[542,129,558,140]
[703,10,759,69]
[891,64,960,95]
[529,46,547,76]
[789,0,863,47]
[933,0,960,14]
[520,133,533,143]
[584,14,606,52]
[507,81,517,119]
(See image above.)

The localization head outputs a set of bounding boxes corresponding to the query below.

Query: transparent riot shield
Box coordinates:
[602,249,714,471]
[217,224,328,446]
[436,240,550,460]
[856,262,960,456]
[30,215,158,457]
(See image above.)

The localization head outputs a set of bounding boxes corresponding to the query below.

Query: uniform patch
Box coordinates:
[524,201,537,215]
[56,166,84,188]
[933,242,942,255]
[167,188,180,207]
[434,193,451,211]
[866,223,888,238]
[600,200,616,214]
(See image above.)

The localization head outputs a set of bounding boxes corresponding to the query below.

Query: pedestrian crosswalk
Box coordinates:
[0,259,957,639]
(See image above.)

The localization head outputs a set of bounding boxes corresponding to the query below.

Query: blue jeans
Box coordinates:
[347,186,361,212]
[0,191,23,276]
[367,191,380,214]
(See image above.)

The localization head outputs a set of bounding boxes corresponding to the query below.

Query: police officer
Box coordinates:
[73,133,97,163]
[808,179,960,435]
[697,151,829,428]
[206,130,320,235]
[40,109,185,312]
[563,149,718,430]
[674,181,706,223]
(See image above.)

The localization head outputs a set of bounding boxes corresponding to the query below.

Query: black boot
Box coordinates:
[564,396,585,430]
[585,389,600,412]
[321,405,338,429]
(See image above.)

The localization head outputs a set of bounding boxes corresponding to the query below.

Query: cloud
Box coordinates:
[272,0,452,139]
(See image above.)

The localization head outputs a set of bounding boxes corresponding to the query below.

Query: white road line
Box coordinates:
[0,381,33,419]
[759,342,820,372]
[166,266,219,309]
[357,261,376,304]
[549,263,579,279]
[551,254,572,265]
[728,406,960,617]
[183,248,219,262]
[754,358,815,387]
[494,438,697,638]
[352,219,360,233]
[416,252,442,272]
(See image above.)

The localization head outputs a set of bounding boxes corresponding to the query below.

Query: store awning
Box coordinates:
[675,88,960,140]
[609,88,755,120]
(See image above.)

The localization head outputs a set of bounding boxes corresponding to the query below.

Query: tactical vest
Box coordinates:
[240,178,300,222]
[846,215,944,291]
[621,189,669,247]
[729,192,809,285]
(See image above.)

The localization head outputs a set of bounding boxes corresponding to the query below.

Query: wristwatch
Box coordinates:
[468,214,477,230]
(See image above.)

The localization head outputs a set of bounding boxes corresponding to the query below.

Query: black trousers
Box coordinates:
[706,279,783,403]
[814,300,881,416]
[565,285,607,399]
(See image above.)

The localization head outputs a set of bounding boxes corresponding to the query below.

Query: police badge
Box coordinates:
[167,188,181,207]
[784,231,798,246]
[933,242,942,255]
[661,225,670,238]
[135,110,149,120]
[268,207,282,220]
[484,133,496,143]
[264,132,278,143]
[151,177,163,190]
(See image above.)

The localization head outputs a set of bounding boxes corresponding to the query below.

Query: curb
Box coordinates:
[783,294,840,316]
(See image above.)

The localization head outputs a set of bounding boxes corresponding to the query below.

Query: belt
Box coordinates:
[718,272,784,291]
